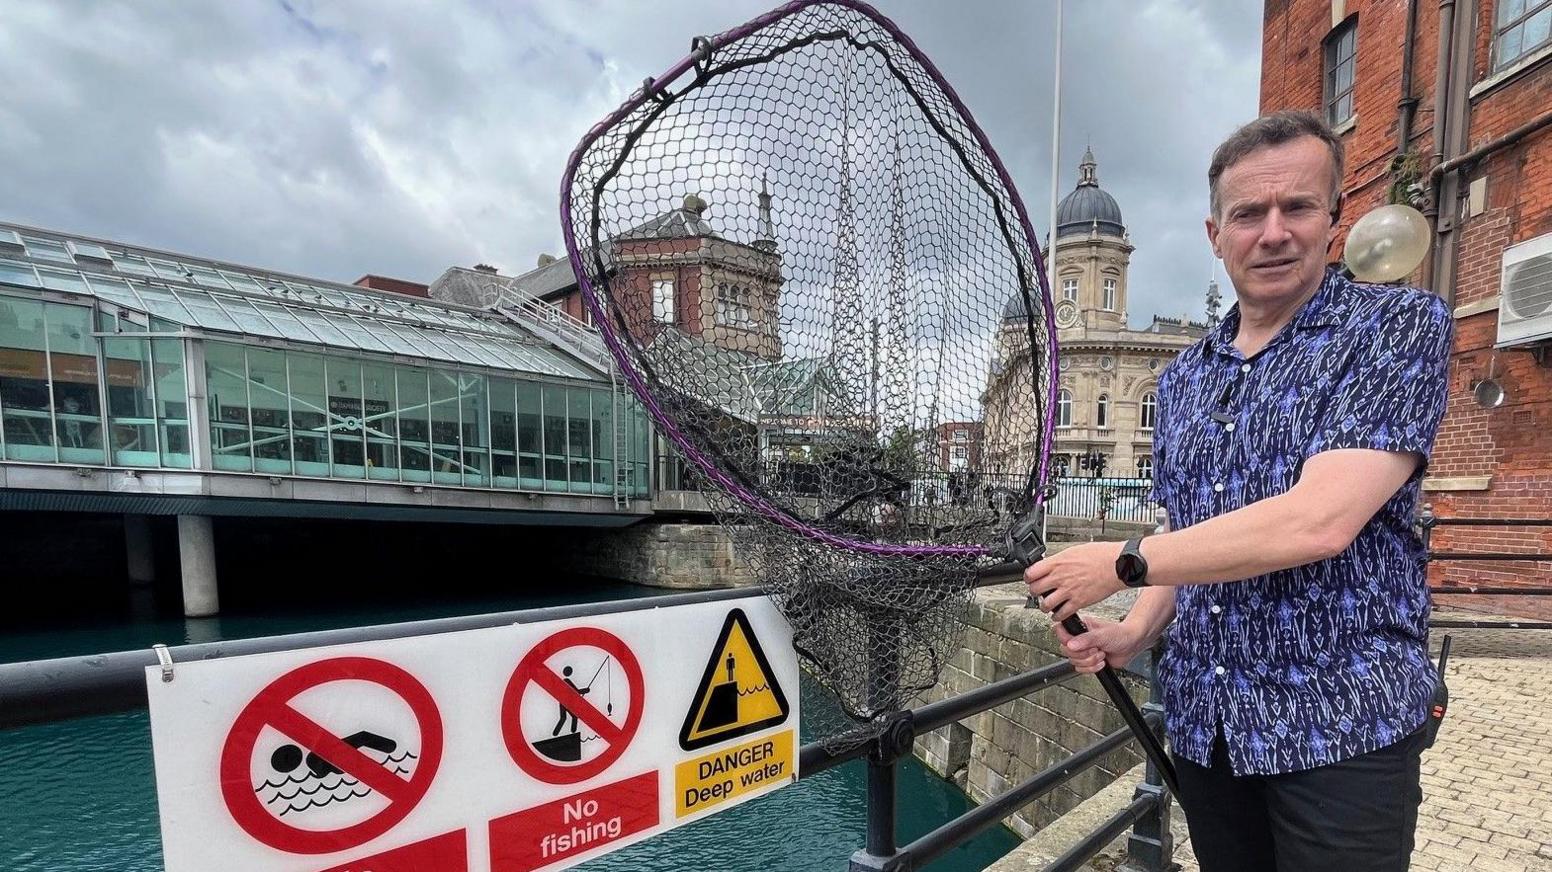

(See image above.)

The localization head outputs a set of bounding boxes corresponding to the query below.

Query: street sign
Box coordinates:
[147,594,799,872]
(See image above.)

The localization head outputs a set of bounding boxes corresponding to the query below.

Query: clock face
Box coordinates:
[1055,299,1079,328]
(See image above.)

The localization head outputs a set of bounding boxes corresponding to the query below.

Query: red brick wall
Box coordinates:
[352,274,430,298]
[1262,0,1552,617]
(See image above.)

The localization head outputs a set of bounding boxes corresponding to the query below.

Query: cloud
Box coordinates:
[0,0,1259,325]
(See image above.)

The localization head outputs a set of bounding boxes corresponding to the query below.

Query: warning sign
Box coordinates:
[675,730,795,819]
[218,656,443,855]
[679,608,791,750]
[146,594,799,872]
[502,626,644,785]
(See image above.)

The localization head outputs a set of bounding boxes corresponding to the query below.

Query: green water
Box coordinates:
[0,581,1019,872]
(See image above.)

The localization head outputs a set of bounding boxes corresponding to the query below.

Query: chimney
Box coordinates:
[682,193,708,215]
[537,253,558,267]
[473,263,498,274]
[754,174,777,252]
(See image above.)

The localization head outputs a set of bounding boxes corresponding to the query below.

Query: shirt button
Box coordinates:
[1213,482,1225,493]
[1215,665,1226,676]
[1224,422,1236,433]
[1210,605,1223,615]
[1240,363,1251,374]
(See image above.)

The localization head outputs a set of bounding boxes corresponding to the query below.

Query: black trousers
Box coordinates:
[1173,727,1426,872]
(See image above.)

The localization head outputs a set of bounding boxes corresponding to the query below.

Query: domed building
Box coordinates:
[995,148,1211,484]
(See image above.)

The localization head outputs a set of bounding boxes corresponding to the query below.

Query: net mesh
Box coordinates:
[565,0,1055,739]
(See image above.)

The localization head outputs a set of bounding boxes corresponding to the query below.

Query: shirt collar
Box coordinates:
[1203,267,1349,357]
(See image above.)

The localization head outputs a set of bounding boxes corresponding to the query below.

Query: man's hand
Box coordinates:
[1054,615,1149,674]
[1024,541,1126,622]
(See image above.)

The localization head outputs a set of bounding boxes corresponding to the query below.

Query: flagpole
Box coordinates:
[1047,0,1063,283]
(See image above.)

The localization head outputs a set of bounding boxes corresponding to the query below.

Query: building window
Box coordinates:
[1058,389,1072,427]
[1140,391,1157,430]
[1062,278,1078,302]
[1136,455,1153,479]
[1102,278,1117,311]
[651,279,675,323]
[1324,18,1357,126]
[1494,0,1552,70]
[714,282,754,328]
[1096,393,1109,429]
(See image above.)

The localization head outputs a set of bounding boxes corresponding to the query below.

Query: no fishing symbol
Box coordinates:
[501,627,644,785]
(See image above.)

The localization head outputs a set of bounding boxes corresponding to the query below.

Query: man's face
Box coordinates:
[1206,136,1339,309]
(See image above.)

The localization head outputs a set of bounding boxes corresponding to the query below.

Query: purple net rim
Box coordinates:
[558,0,1058,559]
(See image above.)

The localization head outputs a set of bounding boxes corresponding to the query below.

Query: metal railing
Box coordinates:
[0,585,1175,872]
[1418,506,1552,631]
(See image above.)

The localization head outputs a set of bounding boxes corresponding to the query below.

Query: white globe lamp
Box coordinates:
[1343,203,1432,283]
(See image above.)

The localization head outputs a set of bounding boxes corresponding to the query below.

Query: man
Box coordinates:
[1024,111,1452,870]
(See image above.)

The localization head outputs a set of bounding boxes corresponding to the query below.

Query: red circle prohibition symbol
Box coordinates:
[219,656,443,855]
[501,626,645,785]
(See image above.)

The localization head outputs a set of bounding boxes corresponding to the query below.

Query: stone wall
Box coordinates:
[554,521,752,589]
[912,585,1148,840]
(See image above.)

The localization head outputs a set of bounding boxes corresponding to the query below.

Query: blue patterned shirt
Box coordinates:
[1151,268,1453,775]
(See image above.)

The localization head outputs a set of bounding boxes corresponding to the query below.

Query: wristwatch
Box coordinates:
[1116,537,1149,588]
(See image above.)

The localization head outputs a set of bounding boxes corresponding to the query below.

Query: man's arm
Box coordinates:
[1029,447,1420,621]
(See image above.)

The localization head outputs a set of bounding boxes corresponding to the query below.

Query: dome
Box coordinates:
[1055,147,1125,240]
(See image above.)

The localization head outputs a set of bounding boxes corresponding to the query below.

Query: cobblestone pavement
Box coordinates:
[1166,622,1552,871]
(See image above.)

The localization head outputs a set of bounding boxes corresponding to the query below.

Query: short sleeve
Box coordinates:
[1307,290,1454,463]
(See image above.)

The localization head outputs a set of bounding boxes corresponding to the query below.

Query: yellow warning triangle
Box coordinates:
[679,607,791,750]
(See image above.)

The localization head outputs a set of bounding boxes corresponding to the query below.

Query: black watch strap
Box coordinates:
[1117,537,1149,587]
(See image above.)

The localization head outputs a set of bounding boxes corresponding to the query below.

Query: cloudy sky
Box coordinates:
[0,0,1260,327]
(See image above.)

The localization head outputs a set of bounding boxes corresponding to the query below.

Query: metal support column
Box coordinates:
[1121,640,1175,872]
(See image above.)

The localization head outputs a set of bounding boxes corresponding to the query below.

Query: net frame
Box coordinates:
[560,0,1060,726]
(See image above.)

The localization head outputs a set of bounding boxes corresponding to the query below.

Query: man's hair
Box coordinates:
[1208,110,1345,219]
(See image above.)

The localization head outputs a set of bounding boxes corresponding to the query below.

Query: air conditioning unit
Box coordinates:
[1497,232,1552,348]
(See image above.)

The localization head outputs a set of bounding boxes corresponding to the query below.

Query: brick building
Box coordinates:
[1261,0,1552,616]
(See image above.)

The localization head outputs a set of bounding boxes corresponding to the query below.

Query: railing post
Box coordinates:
[1121,640,1175,872]
[1417,502,1436,552]
[850,614,910,872]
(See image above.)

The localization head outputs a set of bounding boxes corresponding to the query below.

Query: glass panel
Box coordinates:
[0,259,42,288]
[397,366,431,483]
[206,342,252,471]
[1526,8,1551,52]
[46,303,104,463]
[38,268,90,294]
[220,271,267,292]
[132,285,195,323]
[1335,56,1352,94]
[148,259,190,281]
[247,347,292,474]
[490,376,517,488]
[567,388,591,492]
[1337,93,1353,123]
[542,385,568,488]
[250,302,321,342]
[325,357,365,479]
[429,370,462,485]
[85,274,147,312]
[111,254,159,278]
[290,308,353,345]
[370,322,422,356]
[22,237,71,261]
[517,382,543,486]
[172,290,241,331]
[363,362,398,481]
[288,352,330,476]
[593,388,614,492]
[460,372,489,486]
[103,336,158,466]
[185,266,231,289]
[1500,0,1527,26]
[216,297,285,339]
[152,339,190,467]
[635,405,651,495]
[324,312,391,353]
[0,297,55,460]
[1497,24,1524,68]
